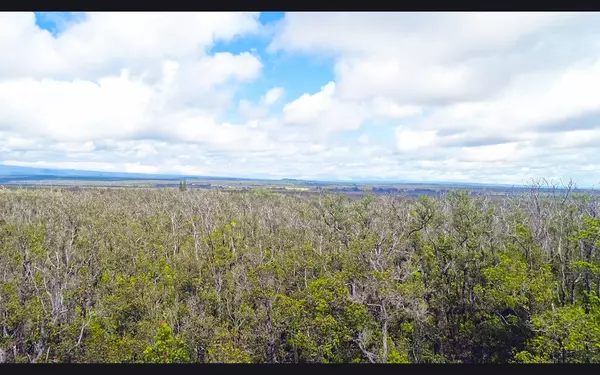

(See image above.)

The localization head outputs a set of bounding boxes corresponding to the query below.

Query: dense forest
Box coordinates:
[1,184,599,363]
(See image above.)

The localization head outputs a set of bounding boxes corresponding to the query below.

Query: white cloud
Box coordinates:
[369,97,422,119]
[283,82,337,124]
[395,128,438,152]
[281,82,419,134]
[268,12,600,185]
[412,58,600,135]
[0,12,261,80]
[239,87,285,121]
[0,75,153,141]
[0,12,264,145]
[2,12,600,186]
[263,87,284,105]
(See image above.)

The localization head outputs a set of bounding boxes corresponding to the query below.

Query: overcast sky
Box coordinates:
[1,12,599,186]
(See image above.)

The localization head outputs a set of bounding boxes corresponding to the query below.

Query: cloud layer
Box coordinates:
[1,12,600,186]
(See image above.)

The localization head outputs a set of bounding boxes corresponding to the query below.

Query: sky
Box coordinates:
[1,12,600,186]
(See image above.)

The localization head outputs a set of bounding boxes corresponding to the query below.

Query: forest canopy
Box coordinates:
[0,185,599,363]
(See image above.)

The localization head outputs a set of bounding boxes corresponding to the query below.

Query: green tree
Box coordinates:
[143,321,190,363]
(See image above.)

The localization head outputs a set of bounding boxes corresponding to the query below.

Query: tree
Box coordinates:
[143,321,190,363]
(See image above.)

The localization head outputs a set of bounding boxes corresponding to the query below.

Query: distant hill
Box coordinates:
[0,164,183,181]
[0,164,558,190]
[0,164,262,183]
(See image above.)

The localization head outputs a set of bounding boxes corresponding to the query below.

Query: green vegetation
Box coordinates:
[0,186,599,363]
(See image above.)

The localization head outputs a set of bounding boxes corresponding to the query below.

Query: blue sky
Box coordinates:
[210,12,337,122]
[0,12,599,186]
[34,12,336,105]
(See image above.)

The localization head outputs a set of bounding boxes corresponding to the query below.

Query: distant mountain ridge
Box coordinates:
[0,164,181,179]
[0,164,248,182]
[0,163,536,188]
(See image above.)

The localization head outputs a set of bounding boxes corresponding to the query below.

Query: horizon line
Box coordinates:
[1,163,595,190]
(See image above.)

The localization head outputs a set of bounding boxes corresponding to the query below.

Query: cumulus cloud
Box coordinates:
[0,13,266,146]
[395,128,438,153]
[239,87,285,120]
[268,12,600,185]
[2,12,600,186]
[281,81,422,135]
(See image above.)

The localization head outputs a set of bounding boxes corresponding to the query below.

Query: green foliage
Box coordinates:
[206,327,252,363]
[273,275,370,363]
[514,297,600,363]
[1,187,600,363]
[143,322,190,363]
[479,251,555,312]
